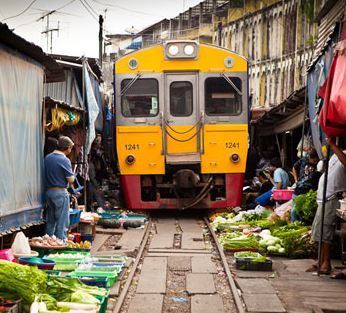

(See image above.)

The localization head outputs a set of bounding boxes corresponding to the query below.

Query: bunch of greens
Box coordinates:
[272,223,312,257]
[0,260,47,310]
[47,276,107,302]
[243,210,271,222]
[294,190,318,224]
[219,233,259,250]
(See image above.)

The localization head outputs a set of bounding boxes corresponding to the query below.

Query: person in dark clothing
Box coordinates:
[246,170,274,209]
[292,148,319,183]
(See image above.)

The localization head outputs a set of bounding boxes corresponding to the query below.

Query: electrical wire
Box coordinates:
[2,0,38,22]
[91,0,164,18]
[82,0,99,17]
[13,0,77,30]
[79,0,98,21]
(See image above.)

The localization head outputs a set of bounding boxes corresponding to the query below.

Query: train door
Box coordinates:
[164,73,200,163]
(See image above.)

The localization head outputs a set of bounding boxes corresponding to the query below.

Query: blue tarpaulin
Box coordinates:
[84,62,100,154]
[0,45,45,230]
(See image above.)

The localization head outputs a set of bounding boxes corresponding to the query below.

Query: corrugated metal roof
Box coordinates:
[253,87,306,136]
[0,22,64,82]
[307,0,346,71]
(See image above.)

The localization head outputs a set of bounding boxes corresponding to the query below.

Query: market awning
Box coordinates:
[252,87,306,136]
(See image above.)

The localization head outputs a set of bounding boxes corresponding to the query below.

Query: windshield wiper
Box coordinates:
[120,72,142,96]
[221,73,242,96]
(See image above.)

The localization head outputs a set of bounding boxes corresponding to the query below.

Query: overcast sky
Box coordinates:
[0,0,201,57]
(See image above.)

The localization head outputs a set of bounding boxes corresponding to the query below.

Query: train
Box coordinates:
[114,40,248,210]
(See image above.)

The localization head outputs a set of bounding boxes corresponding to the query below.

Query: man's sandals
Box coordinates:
[305,264,331,275]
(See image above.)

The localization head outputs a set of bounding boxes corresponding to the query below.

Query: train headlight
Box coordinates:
[165,41,198,59]
[230,153,240,163]
[184,44,195,56]
[126,155,136,165]
[168,45,179,56]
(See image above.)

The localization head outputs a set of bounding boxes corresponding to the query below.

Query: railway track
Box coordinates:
[112,212,245,313]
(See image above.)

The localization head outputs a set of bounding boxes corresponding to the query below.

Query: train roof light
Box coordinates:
[165,41,198,60]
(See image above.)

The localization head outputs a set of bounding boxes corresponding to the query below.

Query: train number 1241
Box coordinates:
[125,144,140,150]
[225,142,240,149]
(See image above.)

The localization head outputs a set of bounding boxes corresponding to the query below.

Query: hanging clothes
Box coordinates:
[318,50,346,137]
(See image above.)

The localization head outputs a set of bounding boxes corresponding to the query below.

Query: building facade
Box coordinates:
[213,0,322,111]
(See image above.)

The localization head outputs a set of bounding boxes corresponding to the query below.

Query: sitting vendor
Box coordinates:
[255,157,290,207]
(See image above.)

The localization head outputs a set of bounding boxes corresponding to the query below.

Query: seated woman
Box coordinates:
[255,157,290,207]
[246,170,274,209]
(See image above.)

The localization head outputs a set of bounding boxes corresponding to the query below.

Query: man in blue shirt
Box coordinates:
[255,157,290,206]
[45,136,75,242]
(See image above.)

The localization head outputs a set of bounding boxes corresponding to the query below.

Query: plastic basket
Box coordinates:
[18,257,55,270]
[69,209,82,226]
[44,270,62,276]
[78,264,123,274]
[100,210,121,219]
[0,249,14,262]
[272,189,294,201]
[95,291,109,313]
[76,277,109,288]
[236,258,273,271]
[87,256,127,263]
[70,271,117,287]
[53,260,80,271]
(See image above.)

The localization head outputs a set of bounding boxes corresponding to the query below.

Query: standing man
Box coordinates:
[45,136,75,242]
[309,138,346,274]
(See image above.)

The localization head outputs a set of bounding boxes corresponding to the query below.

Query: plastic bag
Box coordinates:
[11,231,31,255]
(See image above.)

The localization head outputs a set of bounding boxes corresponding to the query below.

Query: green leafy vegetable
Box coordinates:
[219,234,259,250]
[47,276,107,302]
[0,260,47,310]
[294,190,318,223]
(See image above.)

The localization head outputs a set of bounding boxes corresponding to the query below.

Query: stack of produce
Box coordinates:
[210,208,313,258]
[0,260,107,313]
[30,235,66,248]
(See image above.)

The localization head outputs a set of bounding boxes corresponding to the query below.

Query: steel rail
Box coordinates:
[204,217,245,313]
[112,220,152,313]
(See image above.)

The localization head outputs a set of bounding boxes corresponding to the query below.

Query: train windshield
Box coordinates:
[121,78,159,117]
[205,77,242,115]
[170,81,193,116]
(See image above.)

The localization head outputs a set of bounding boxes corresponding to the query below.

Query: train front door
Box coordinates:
[164,73,200,164]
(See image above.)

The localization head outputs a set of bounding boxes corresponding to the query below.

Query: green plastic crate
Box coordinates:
[95,290,109,313]
[70,271,117,287]
[53,260,80,271]
[44,270,62,276]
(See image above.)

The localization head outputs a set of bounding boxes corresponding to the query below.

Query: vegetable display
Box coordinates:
[210,207,313,259]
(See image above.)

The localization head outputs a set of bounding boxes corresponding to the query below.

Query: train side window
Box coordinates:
[121,78,159,117]
[205,77,242,115]
[170,81,193,117]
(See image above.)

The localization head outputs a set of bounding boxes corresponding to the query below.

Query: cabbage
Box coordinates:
[267,245,278,252]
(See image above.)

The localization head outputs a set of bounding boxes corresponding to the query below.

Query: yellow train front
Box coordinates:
[115,40,248,210]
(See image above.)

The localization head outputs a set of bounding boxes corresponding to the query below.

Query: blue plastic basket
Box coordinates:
[69,209,82,226]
